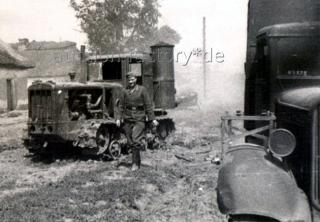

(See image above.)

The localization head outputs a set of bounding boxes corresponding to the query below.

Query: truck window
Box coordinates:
[276,37,320,77]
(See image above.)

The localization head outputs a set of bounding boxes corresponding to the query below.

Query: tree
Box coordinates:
[127,25,182,51]
[153,25,181,46]
[70,0,160,53]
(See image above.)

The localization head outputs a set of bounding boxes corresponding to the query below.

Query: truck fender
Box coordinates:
[217,145,311,222]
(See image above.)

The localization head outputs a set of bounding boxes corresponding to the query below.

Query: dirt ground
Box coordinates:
[0,105,229,222]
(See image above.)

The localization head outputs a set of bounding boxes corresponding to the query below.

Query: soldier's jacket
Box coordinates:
[116,85,155,122]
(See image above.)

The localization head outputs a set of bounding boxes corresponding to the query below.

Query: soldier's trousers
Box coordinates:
[123,120,145,150]
[123,120,145,167]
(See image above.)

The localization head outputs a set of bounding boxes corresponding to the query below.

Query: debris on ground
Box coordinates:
[0,108,228,221]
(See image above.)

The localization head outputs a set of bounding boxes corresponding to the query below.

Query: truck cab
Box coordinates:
[245,22,320,116]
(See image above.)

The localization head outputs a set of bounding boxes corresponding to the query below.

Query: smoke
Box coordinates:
[174,49,245,113]
[161,0,249,113]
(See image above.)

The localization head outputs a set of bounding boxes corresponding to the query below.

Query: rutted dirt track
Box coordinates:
[0,108,228,222]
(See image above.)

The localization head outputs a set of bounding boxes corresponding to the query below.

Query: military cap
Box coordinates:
[126,71,139,78]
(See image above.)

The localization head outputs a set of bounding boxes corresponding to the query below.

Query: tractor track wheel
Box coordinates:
[157,119,175,140]
[108,140,121,160]
[96,126,110,155]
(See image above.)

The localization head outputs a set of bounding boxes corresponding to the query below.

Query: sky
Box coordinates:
[0,0,249,108]
[0,0,86,45]
[0,0,247,51]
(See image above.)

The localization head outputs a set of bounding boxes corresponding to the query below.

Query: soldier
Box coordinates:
[116,71,158,171]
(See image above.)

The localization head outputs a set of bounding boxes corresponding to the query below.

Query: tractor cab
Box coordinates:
[86,53,149,88]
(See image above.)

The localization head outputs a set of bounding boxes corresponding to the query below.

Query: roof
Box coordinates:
[87,52,150,62]
[277,87,320,110]
[29,80,123,90]
[0,39,34,69]
[258,22,320,37]
[151,41,174,48]
[11,41,77,51]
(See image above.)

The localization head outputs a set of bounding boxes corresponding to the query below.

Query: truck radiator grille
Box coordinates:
[30,90,53,121]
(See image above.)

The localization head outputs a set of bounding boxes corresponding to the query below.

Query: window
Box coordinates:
[276,37,320,77]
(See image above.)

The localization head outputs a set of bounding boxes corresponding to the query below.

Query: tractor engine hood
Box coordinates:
[217,145,311,222]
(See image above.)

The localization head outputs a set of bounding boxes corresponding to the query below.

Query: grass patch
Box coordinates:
[0,164,177,222]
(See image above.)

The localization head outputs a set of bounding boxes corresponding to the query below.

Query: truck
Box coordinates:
[217,0,320,221]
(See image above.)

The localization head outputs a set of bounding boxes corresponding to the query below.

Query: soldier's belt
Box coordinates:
[125,105,144,111]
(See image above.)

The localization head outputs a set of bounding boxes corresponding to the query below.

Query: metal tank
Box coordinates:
[151,42,175,109]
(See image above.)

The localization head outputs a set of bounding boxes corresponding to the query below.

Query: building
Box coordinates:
[8,38,81,108]
[0,38,34,110]
[13,39,81,84]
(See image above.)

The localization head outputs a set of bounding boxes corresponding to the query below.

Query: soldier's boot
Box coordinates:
[131,148,141,171]
[136,148,141,168]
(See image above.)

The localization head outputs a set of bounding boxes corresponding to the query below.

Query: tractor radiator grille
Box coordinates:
[30,90,53,121]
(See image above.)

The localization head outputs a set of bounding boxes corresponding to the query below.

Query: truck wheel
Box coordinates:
[228,215,278,222]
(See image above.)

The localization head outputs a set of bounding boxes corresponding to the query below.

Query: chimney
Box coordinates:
[79,45,88,83]
[18,38,29,45]
[80,45,85,61]
[17,38,29,51]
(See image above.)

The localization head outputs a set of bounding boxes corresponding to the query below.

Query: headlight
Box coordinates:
[268,129,296,157]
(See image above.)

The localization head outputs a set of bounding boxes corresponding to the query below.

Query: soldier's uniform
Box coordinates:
[117,84,155,168]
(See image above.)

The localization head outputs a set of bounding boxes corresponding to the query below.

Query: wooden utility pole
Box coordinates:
[202,17,207,98]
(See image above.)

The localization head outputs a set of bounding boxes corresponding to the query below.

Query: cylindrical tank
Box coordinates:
[151,42,175,109]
